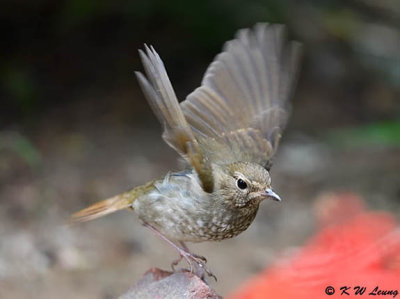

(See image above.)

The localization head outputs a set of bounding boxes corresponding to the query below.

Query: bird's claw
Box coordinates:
[171,255,183,271]
[191,253,207,263]
[170,249,216,281]
[195,260,217,282]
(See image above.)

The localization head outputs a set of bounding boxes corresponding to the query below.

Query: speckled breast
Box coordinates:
[132,171,260,242]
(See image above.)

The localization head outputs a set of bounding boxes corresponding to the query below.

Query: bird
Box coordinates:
[71,23,301,279]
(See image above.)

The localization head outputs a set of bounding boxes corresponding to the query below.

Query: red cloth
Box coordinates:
[230,193,400,299]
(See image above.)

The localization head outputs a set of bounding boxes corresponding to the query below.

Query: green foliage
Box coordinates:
[0,131,42,168]
[328,121,400,148]
[2,68,37,114]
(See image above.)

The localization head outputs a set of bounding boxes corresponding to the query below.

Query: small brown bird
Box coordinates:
[71,23,301,278]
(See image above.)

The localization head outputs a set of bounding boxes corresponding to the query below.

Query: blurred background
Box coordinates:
[0,0,399,298]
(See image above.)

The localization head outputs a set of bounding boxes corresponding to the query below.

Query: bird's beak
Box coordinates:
[262,188,281,202]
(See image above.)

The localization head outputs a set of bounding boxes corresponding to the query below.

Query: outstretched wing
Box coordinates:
[181,23,301,168]
[135,46,213,192]
[135,23,300,191]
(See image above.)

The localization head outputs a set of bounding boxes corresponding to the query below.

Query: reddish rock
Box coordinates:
[120,268,220,299]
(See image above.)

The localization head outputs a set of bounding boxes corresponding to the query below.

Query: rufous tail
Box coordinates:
[70,181,155,223]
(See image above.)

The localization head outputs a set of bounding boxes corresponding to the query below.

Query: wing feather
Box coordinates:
[181,23,301,167]
[135,45,213,192]
[135,23,300,190]
[136,46,193,155]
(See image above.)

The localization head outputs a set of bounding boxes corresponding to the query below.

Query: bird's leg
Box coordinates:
[179,241,207,264]
[143,223,193,272]
[171,255,184,271]
[170,248,186,272]
[179,241,216,281]
[143,223,216,281]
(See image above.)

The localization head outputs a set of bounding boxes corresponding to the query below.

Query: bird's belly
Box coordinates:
[133,187,258,242]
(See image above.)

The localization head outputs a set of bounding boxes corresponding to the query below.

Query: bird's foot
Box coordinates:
[171,242,216,281]
[171,254,184,271]
[190,255,217,282]
[143,223,216,281]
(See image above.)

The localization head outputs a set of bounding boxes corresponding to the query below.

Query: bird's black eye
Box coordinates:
[237,179,247,190]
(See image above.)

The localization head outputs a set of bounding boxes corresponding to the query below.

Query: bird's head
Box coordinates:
[214,162,281,208]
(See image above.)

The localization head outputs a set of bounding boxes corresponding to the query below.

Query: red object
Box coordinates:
[230,193,400,299]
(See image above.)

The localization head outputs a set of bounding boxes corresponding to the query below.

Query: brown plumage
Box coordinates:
[71,23,301,278]
[71,181,155,223]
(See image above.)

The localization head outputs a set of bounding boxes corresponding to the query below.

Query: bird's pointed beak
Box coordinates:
[262,188,281,202]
